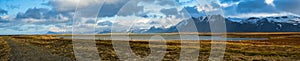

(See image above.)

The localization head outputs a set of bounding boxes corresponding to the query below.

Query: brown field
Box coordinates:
[0,32,300,61]
[0,37,10,61]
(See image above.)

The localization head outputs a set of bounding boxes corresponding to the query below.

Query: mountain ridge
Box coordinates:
[144,15,300,33]
[47,15,300,34]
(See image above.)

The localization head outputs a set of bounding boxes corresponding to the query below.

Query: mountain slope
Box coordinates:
[145,15,300,33]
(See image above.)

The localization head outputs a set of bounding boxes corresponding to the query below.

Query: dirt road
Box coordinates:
[2,37,73,61]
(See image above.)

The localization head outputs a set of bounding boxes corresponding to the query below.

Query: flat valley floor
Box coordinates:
[0,32,300,61]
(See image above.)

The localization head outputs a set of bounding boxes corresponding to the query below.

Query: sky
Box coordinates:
[0,0,300,34]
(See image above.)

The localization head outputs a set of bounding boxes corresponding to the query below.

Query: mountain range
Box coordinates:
[47,15,300,34]
[144,15,300,33]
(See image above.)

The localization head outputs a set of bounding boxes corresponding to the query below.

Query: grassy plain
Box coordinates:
[0,32,300,61]
[0,37,10,61]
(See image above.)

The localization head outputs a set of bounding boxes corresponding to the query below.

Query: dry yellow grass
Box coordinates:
[6,32,300,61]
[0,37,11,61]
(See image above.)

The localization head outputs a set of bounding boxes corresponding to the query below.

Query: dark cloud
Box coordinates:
[0,17,12,28]
[160,8,178,16]
[220,0,240,4]
[46,0,183,17]
[15,8,72,24]
[183,7,205,17]
[85,19,96,24]
[98,1,128,17]
[157,0,176,6]
[0,9,10,27]
[97,21,112,26]
[274,0,300,15]
[100,0,180,17]
[46,0,104,18]
[16,8,51,19]
[211,2,221,8]
[223,5,238,16]
[221,0,300,17]
[16,8,73,19]
[222,0,282,17]
[116,0,144,16]
[0,18,9,23]
[0,9,8,15]
[236,0,278,13]
[46,0,131,17]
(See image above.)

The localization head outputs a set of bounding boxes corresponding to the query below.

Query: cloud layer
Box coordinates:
[1,0,300,34]
[221,0,300,18]
[0,9,8,15]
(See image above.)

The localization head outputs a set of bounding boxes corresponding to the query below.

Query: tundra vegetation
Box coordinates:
[0,32,300,61]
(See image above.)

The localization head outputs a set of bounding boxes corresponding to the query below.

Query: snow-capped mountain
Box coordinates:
[46,15,300,34]
[228,15,300,32]
[145,15,300,33]
[238,15,300,24]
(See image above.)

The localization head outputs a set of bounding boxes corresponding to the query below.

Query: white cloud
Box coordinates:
[197,4,218,12]
[21,18,47,23]
[265,0,275,7]
[49,0,122,12]
[220,2,239,8]
[20,14,70,24]
[0,15,10,20]
[110,14,186,32]
[49,26,68,32]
